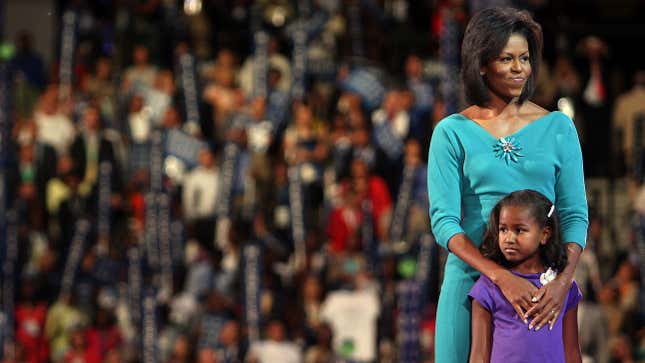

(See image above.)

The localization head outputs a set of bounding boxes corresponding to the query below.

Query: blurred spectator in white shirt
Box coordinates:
[246,320,302,363]
[238,37,292,97]
[121,44,158,93]
[34,85,76,156]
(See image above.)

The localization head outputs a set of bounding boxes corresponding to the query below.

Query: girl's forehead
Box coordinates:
[499,205,539,222]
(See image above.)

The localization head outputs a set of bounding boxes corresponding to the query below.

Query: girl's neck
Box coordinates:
[509,256,545,275]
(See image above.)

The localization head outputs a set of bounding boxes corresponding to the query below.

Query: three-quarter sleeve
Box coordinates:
[555,117,589,249]
[428,121,465,250]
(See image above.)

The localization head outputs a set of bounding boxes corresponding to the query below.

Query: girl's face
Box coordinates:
[498,205,550,272]
[481,33,531,102]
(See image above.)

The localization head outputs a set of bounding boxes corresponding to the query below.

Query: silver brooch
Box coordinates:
[493,136,523,164]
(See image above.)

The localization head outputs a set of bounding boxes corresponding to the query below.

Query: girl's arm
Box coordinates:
[469,300,492,363]
[562,305,582,363]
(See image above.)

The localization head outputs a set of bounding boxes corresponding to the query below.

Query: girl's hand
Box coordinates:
[524,276,571,331]
[497,270,539,323]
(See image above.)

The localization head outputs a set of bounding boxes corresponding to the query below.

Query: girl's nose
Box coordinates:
[505,233,517,243]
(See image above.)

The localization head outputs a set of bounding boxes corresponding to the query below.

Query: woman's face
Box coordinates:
[481,33,531,102]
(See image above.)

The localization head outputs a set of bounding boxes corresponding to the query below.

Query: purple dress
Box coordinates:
[468,270,582,363]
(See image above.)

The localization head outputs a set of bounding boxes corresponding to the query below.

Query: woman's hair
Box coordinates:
[461,7,543,106]
[480,189,568,271]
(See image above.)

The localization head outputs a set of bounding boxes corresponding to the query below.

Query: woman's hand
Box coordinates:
[496,270,539,323]
[524,275,571,331]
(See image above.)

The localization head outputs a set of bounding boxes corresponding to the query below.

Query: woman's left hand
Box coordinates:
[524,276,571,331]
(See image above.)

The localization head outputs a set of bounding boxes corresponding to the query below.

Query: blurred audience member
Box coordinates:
[11,30,46,118]
[69,104,120,198]
[246,319,302,363]
[182,147,219,250]
[320,272,380,363]
[15,277,49,363]
[612,69,645,185]
[82,56,117,125]
[33,86,75,156]
[121,44,158,93]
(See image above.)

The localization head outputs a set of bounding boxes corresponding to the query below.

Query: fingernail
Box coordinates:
[524,319,528,324]
[531,297,538,302]
[535,326,541,331]
[528,324,533,330]
[549,326,553,331]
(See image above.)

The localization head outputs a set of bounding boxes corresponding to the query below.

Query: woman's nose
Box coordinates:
[509,58,520,70]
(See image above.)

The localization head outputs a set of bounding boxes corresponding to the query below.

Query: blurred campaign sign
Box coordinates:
[165,128,208,168]
[243,244,262,343]
[58,10,77,102]
[1,211,18,355]
[253,31,269,98]
[179,53,201,135]
[290,24,307,101]
[397,279,422,363]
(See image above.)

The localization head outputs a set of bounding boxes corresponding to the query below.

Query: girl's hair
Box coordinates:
[461,7,543,106]
[480,189,568,271]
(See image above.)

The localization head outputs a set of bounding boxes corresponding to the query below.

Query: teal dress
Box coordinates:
[427,111,588,363]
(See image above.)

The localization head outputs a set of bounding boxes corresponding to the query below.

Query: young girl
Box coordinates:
[468,190,582,363]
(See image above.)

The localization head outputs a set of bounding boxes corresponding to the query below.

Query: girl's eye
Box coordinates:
[501,57,512,62]
[521,56,530,62]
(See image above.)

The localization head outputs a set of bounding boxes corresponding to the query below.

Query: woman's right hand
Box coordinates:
[496,270,539,323]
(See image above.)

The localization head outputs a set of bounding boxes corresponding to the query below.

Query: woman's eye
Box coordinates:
[521,56,530,62]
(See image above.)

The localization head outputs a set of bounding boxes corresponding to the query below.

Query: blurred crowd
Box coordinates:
[0,1,643,363]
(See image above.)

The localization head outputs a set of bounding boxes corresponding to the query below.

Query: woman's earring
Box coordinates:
[480,71,485,76]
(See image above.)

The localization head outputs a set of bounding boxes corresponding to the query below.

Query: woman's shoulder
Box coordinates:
[434,113,468,132]
[541,111,578,139]
[522,102,574,125]
[438,112,467,124]
[430,114,471,148]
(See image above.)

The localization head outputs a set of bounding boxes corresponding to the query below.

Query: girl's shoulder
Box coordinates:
[472,273,497,290]
[564,279,583,311]
[469,274,502,309]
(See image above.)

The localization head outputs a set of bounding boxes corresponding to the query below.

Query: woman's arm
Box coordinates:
[562,305,582,363]
[525,243,581,330]
[428,122,537,319]
[449,234,538,320]
[469,300,492,363]
[526,116,588,329]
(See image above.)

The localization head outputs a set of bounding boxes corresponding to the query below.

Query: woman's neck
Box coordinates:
[482,97,522,119]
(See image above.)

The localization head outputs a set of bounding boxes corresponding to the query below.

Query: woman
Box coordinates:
[427,7,588,362]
